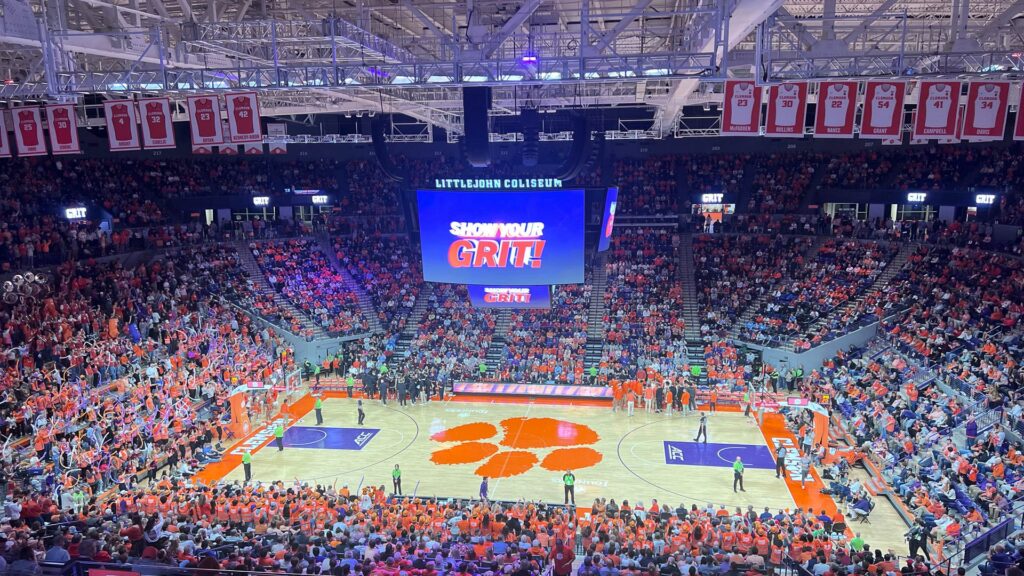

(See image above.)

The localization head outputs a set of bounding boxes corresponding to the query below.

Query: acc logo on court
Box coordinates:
[429,417,603,478]
[354,432,376,447]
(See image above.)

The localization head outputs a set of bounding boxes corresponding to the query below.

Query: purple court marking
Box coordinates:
[283,426,379,450]
[663,441,777,469]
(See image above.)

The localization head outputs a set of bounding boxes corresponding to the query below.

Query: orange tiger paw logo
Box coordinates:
[430,417,603,477]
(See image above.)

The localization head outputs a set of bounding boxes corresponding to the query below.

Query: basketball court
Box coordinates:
[197,394,909,554]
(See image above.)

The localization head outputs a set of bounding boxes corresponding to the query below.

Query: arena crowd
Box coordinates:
[0,143,1023,576]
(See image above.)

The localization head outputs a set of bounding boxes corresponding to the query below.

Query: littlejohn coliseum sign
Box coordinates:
[434,178,563,189]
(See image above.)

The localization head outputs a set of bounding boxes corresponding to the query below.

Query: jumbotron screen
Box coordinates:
[416,189,585,285]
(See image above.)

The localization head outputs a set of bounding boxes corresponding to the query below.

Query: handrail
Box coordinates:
[941,514,1019,568]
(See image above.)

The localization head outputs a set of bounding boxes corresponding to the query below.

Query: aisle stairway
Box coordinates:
[386,283,434,363]
[679,234,701,342]
[731,160,757,213]
[782,241,914,351]
[677,233,705,376]
[315,233,383,333]
[728,234,828,341]
[584,253,608,369]
[483,309,512,374]
[235,240,330,340]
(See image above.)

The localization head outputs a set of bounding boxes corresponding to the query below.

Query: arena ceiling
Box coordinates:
[0,0,1023,137]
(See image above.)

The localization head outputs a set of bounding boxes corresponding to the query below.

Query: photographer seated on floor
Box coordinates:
[195,443,223,464]
[846,495,874,522]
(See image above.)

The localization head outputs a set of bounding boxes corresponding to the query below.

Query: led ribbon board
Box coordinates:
[467,285,552,309]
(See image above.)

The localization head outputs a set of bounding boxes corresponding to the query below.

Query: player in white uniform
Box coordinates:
[923,83,953,129]
[773,84,801,127]
[972,84,1002,130]
[821,83,850,128]
[730,82,756,126]
[869,84,898,129]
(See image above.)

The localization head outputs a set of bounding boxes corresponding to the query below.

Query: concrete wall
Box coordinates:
[737,321,880,372]
[993,224,1021,247]
[219,298,369,364]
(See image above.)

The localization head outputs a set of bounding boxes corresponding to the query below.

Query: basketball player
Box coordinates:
[408,373,419,405]
[357,400,365,426]
[379,373,390,406]
[421,371,431,403]
[397,373,408,407]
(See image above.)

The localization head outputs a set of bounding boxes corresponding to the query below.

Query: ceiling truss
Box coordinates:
[0,0,1023,137]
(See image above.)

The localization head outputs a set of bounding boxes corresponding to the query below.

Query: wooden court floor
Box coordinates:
[212,396,910,555]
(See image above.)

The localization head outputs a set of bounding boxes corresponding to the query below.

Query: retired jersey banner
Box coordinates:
[814,81,857,138]
[139,97,175,149]
[417,189,585,285]
[962,81,1010,141]
[13,107,47,156]
[225,91,262,143]
[219,121,237,153]
[860,81,905,139]
[765,83,807,137]
[0,112,11,158]
[1015,84,1024,141]
[721,80,762,136]
[267,122,287,154]
[187,95,224,145]
[913,80,961,140]
[104,100,141,151]
[46,104,81,154]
